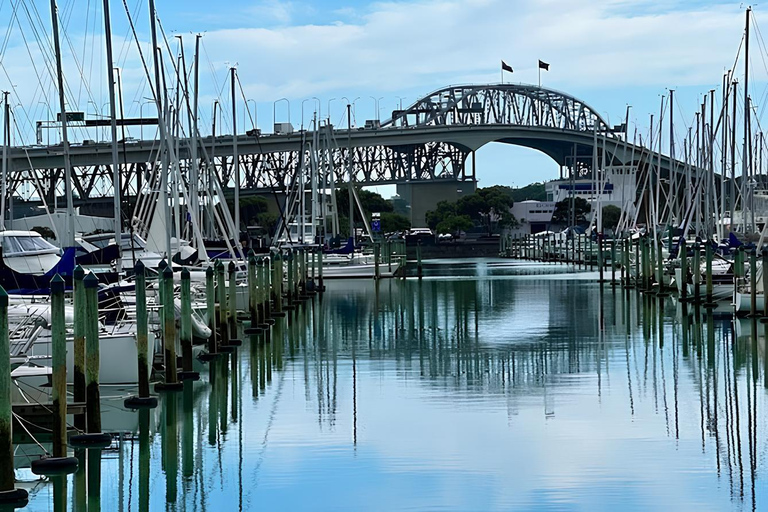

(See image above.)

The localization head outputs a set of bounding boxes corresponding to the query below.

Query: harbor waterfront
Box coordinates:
[12,259,768,511]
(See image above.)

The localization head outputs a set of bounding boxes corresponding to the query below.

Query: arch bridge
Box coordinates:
[3,84,695,204]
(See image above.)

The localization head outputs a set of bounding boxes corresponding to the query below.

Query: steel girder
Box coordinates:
[383,84,613,135]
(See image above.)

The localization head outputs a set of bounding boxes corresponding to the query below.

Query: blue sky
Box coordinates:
[0,0,759,196]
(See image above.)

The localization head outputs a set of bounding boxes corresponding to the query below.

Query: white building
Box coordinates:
[545,166,637,216]
[509,200,556,235]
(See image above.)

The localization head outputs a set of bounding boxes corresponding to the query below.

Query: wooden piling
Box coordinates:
[179,268,198,380]
[156,264,182,391]
[704,242,716,308]
[227,261,241,346]
[84,272,102,433]
[417,239,423,278]
[216,260,228,344]
[317,248,325,292]
[205,265,219,356]
[750,248,757,317]
[73,265,86,430]
[124,260,157,408]
[30,276,80,476]
[50,274,67,457]
[692,242,701,303]
[679,238,688,302]
[762,248,768,320]
[247,253,257,323]
[271,251,285,316]
[374,242,381,280]
[0,284,28,505]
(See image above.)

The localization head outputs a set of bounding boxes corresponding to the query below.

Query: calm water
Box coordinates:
[18,259,768,511]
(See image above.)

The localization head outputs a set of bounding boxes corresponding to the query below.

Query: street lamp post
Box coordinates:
[327,98,336,124]
[273,98,290,132]
[369,96,384,121]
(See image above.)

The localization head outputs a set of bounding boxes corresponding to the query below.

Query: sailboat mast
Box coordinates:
[231,67,240,246]
[190,35,200,245]
[103,0,122,272]
[49,0,75,247]
[347,104,354,243]
[1,92,8,231]
[148,0,172,260]
[742,7,751,233]
[669,89,675,226]
[731,80,737,232]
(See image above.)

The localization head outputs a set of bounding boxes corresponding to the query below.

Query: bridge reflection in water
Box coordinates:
[19,260,768,511]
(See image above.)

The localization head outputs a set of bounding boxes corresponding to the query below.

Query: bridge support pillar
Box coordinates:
[397,180,476,227]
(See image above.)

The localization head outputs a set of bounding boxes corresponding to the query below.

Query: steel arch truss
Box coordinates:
[383,84,612,134]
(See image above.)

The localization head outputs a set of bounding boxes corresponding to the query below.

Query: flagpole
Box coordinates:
[538,66,541,88]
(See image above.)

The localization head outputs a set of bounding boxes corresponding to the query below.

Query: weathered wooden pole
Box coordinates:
[179,268,199,380]
[299,248,307,298]
[156,264,183,391]
[692,241,702,303]
[245,256,263,335]
[317,247,325,292]
[125,260,158,408]
[598,234,604,283]
[257,257,268,327]
[680,238,688,302]
[205,264,219,357]
[216,260,229,345]
[762,248,768,320]
[73,265,86,430]
[610,239,616,285]
[50,274,68,457]
[248,252,257,323]
[374,242,381,280]
[704,241,716,308]
[417,239,423,279]
[84,273,102,433]
[656,235,669,297]
[286,250,295,309]
[263,255,274,321]
[0,286,28,505]
[31,275,79,475]
[271,251,285,316]
[750,247,758,317]
[227,261,242,346]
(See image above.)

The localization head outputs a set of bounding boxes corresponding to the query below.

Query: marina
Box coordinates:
[3,0,768,510]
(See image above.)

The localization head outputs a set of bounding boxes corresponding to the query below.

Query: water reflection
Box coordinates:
[17,261,768,511]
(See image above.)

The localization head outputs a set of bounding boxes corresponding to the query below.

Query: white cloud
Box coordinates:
[196,0,745,102]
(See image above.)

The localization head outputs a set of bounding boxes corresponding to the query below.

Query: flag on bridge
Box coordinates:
[501,60,513,73]
[538,60,550,71]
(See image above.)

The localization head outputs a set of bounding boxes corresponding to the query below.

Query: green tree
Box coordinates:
[425,200,457,231]
[551,197,591,225]
[380,212,410,233]
[436,215,473,235]
[457,185,516,235]
[602,205,621,230]
[239,196,271,226]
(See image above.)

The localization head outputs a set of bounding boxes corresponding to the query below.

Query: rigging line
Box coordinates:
[115,0,142,67]
[77,0,92,106]
[3,5,55,135]
[236,74,255,129]
[119,0,156,102]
